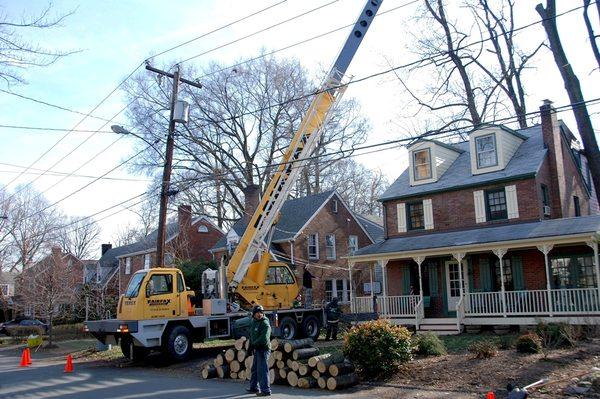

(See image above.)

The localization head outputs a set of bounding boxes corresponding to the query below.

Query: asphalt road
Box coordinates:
[0,350,378,399]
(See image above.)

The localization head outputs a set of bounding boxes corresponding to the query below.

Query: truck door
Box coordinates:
[265,266,296,308]
[143,272,177,319]
[176,272,186,317]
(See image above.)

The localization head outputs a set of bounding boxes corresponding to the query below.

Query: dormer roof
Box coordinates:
[380,124,546,201]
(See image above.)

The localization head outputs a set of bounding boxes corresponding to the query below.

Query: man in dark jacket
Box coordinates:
[247,305,271,396]
[325,297,342,340]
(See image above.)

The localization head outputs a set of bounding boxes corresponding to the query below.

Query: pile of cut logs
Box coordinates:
[201,337,358,391]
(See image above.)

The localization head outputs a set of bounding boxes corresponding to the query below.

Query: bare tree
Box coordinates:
[537,0,600,196]
[127,195,159,237]
[123,53,368,227]
[17,248,76,346]
[583,0,600,71]
[0,3,78,86]
[56,217,101,260]
[111,223,143,247]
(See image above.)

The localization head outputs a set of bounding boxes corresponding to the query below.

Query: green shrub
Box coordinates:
[468,340,498,359]
[414,332,447,356]
[343,320,412,379]
[536,322,581,348]
[497,335,515,350]
[5,325,44,337]
[52,323,87,341]
[516,332,542,354]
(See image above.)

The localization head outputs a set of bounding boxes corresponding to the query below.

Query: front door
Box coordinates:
[445,260,466,311]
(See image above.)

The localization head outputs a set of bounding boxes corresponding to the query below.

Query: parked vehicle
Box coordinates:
[0,318,49,335]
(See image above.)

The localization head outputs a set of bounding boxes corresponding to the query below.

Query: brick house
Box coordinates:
[349,100,600,333]
[211,190,383,305]
[0,270,18,322]
[115,205,224,294]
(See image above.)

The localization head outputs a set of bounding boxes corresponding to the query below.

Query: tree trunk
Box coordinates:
[537,0,600,196]
[234,336,247,350]
[283,338,313,353]
[202,365,217,379]
[329,361,355,377]
[224,348,236,362]
[312,369,321,379]
[317,376,328,389]
[230,360,241,373]
[298,376,318,389]
[236,349,247,363]
[287,370,299,387]
[316,352,345,373]
[583,0,600,71]
[327,374,359,390]
[216,364,230,378]
[292,347,319,360]
[244,355,253,370]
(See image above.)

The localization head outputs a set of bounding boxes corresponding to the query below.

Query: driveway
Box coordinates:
[0,346,476,399]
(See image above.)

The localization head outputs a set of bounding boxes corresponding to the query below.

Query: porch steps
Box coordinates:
[417,318,461,335]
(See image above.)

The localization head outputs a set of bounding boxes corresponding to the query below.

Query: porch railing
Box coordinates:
[351,295,421,318]
[464,288,600,317]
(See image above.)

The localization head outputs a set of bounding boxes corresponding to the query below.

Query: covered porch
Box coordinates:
[348,217,600,329]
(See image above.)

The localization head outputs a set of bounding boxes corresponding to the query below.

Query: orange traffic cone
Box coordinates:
[64,354,74,373]
[486,392,495,399]
[25,348,32,365]
[19,349,29,367]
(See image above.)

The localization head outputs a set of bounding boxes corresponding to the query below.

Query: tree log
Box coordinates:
[279,367,290,379]
[201,365,217,379]
[236,349,247,363]
[287,370,299,387]
[317,377,327,389]
[298,363,310,376]
[298,376,318,389]
[234,336,247,350]
[216,364,229,379]
[245,339,250,351]
[245,355,254,370]
[284,338,314,353]
[230,360,241,373]
[291,359,307,372]
[293,347,320,360]
[316,352,345,373]
[214,352,225,367]
[276,360,285,369]
[225,348,236,363]
[270,338,281,351]
[238,370,245,380]
[230,371,238,379]
[327,374,359,390]
[273,350,283,361]
[286,359,295,369]
[312,369,321,379]
[267,354,276,368]
[329,362,355,377]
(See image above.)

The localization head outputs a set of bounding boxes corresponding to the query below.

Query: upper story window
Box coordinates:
[348,235,358,255]
[125,257,132,275]
[197,225,209,233]
[574,196,581,217]
[332,200,338,213]
[0,284,10,296]
[475,134,498,168]
[413,149,432,181]
[486,189,508,220]
[325,234,336,260]
[407,202,425,230]
[541,184,549,207]
[308,233,319,260]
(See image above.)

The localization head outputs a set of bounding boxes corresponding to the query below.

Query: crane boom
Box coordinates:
[228,0,384,292]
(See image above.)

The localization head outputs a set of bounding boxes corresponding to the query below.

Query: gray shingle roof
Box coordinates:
[379,124,546,201]
[355,214,384,242]
[353,215,600,257]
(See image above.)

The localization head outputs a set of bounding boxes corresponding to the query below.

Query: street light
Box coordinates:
[110,125,164,159]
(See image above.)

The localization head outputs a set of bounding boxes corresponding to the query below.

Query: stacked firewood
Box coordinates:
[201,337,358,391]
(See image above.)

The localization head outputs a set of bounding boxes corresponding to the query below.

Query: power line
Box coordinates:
[0,124,118,134]
[177,0,340,65]
[198,0,421,80]
[0,161,153,182]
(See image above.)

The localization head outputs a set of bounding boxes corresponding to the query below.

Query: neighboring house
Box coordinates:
[349,100,600,333]
[0,270,18,322]
[116,205,224,294]
[211,190,383,305]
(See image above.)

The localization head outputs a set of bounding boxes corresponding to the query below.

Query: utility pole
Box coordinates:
[145,63,202,267]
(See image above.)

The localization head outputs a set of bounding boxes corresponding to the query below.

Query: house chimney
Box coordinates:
[540,99,566,218]
[242,184,260,219]
[178,205,192,229]
[101,243,112,256]
[51,246,62,259]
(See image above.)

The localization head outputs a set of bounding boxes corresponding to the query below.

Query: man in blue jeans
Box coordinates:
[247,305,271,396]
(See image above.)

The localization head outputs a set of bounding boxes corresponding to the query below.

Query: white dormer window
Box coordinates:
[197,225,209,233]
[413,149,432,181]
[475,134,498,168]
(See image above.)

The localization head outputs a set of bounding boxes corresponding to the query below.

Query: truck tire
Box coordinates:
[163,325,192,361]
[301,315,320,341]
[279,317,297,340]
[120,337,149,362]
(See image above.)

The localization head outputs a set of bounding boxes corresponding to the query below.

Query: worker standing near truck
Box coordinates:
[325,297,342,341]
[247,305,271,396]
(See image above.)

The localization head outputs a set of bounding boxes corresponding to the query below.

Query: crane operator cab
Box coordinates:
[117,268,193,321]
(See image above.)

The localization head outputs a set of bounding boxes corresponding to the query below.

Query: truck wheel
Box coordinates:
[163,325,192,361]
[301,315,320,341]
[120,338,149,362]
[279,317,297,340]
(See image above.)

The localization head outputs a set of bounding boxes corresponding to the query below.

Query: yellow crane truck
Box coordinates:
[85,0,383,362]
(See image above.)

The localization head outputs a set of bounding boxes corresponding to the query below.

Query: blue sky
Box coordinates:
[1,0,599,254]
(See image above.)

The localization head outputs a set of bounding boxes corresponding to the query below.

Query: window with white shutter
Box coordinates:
[473,190,486,223]
[505,185,519,219]
[423,198,434,230]
[397,203,406,232]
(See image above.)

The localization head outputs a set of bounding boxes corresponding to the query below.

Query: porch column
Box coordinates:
[492,248,508,317]
[380,259,389,317]
[586,239,600,309]
[452,252,466,299]
[348,261,355,313]
[412,256,425,304]
[537,244,554,316]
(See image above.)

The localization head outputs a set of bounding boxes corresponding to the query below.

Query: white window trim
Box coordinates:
[409,146,438,186]
[144,254,151,270]
[332,200,338,213]
[197,225,209,233]
[474,133,499,169]
[308,233,319,260]
[326,234,336,260]
[348,235,358,255]
[470,129,505,175]
[326,279,350,303]
[125,257,132,275]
